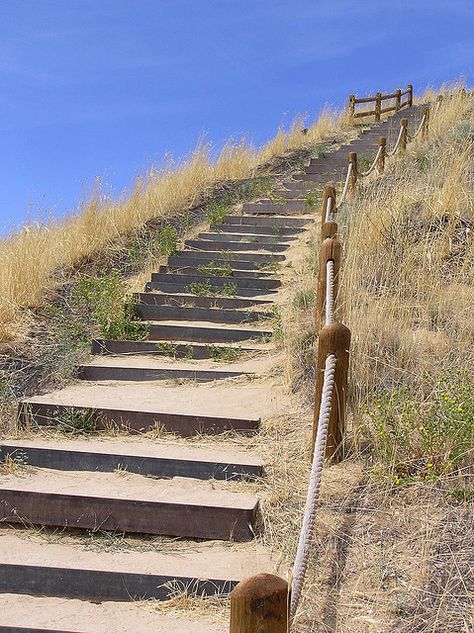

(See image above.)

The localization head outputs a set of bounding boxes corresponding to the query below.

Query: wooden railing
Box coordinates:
[349,84,413,121]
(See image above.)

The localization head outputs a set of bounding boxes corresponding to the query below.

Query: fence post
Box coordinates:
[377,137,386,173]
[399,119,408,153]
[348,152,357,190]
[313,323,351,462]
[230,574,289,633]
[375,92,382,122]
[395,89,401,111]
[421,106,430,140]
[315,237,341,329]
[407,84,413,107]
[349,95,355,119]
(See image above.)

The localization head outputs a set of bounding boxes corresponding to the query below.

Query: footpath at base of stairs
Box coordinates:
[0,105,424,632]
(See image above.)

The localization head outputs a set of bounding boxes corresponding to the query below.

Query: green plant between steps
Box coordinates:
[53,406,99,435]
[186,281,238,297]
[304,189,320,210]
[363,368,474,486]
[207,344,243,362]
[156,224,178,257]
[196,262,234,277]
[205,200,229,225]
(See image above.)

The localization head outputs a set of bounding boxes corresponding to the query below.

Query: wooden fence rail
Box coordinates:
[349,84,413,121]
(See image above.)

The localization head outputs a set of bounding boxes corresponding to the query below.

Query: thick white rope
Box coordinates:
[336,162,353,210]
[325,260,335,325]
[386,125,404,156]
[358,144,383,177]
[407,113,426,141]
[325,196,333,223]
[290,353,337,619]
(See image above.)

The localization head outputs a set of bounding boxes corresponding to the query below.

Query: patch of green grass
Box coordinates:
[156,224,178,257]
[205,201,228,225]
[270,304,284,344]
[292,289,315,310]
[304,189,319,210]
[197,262,233,277]
[207,345,242,362]
[55,407,98,435]
[186,281,238,297]
[364,368,474,485]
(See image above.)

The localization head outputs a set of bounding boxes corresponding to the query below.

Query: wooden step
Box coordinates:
[136,304,269,324]
[167,254,264,271]
[0,469,258,540]
[174,249,286,262]
[242,202,307,214]
[149,272,280,290]
[147,323,272,343]
[18,400,260,436]
[184,239,288,252]
[0,593,227,633]
[222,214,310,227]
[0,531,276,602]
[159,265,272,278]
[145,281,277,297]
[133,292,273,309]
[211,223,304,235]
[91,339,262,359]
[0,438,263,481]
[77,359,253,383]
[197,232,296,243]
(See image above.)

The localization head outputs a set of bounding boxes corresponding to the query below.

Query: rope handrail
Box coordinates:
[357,144,383,178]
[290,352,337,619]
[336,162,353,209]
[386,124,405,157]
[325,260,335,325]
[325,196,333,223]
[407,112,427,141]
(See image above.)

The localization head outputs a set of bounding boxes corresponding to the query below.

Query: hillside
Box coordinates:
[0,86,472,633]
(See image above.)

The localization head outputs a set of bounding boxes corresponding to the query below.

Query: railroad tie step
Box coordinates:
[136,304,269,324]
[211,223,304,236]
[241,201,307,214]
[184,239,289,252]
[0,470,258,540]
[221,214,310,228]
[197,231,297,244]
[173,249,286,262]
[145,281,278,297]
[158,265,273,278]
[146,323,272,343]
[0,439,263,481]
[0,532,276,602]
[18,400,260,436]
[149,272,280,290]
[166,254,268,271]
[91,339,264,360]
[133,292,273,309]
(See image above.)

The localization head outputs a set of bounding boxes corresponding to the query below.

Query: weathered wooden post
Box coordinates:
[313,323,351,461]
[375,92,382,122]
[395,89,402,111]
[377,136,386,173]
[421,106,430,140]
[399,119,408,153]
[407,84,413,107]
[230,574,289,633]
[315,237,341,329]
[348,152,358,190]
[349,94,355,119]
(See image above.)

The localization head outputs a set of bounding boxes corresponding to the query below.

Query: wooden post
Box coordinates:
[395,89,401,111]
[421,106,430,140]
[230,574,289,633]
[349,95,355,119]
[377,136,386,173]
[321,220,338,241]
[315,237,342,329]
[313,323,351,462]
[399,119,408,153]
[407,84,413,107]
[321,185,336,226]
[348,152,357,190]
[375,92,382,122]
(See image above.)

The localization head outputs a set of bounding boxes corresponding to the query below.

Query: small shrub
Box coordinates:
[197,263,233,277]
[205,201,228,225]
[364,369,474,484]
[208,345,241,362]
[55,407,98,435]
[156,224,178,256]
[304,190,319,210]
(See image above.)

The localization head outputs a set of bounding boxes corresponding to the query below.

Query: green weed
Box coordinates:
[205,201,228,225]
[207,345,242,362]
[292,289,315,310]
[197,262,233,277]
[156,224,178,257]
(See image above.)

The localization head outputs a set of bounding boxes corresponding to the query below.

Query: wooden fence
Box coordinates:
[349,84,413,121]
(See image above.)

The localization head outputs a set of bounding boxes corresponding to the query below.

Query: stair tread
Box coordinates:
[0,593,226,633]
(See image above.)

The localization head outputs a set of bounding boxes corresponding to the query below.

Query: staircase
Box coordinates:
[0,105,424,632]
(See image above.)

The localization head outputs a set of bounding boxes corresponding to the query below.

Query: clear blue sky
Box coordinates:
[0,0,472,232]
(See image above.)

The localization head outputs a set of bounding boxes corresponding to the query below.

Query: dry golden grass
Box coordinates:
[0,109,346,341]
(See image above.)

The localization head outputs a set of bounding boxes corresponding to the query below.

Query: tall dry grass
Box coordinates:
[0,109,347,341]
[339,89,474,409]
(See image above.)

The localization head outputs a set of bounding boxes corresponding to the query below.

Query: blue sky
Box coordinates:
[0,0,473,232]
